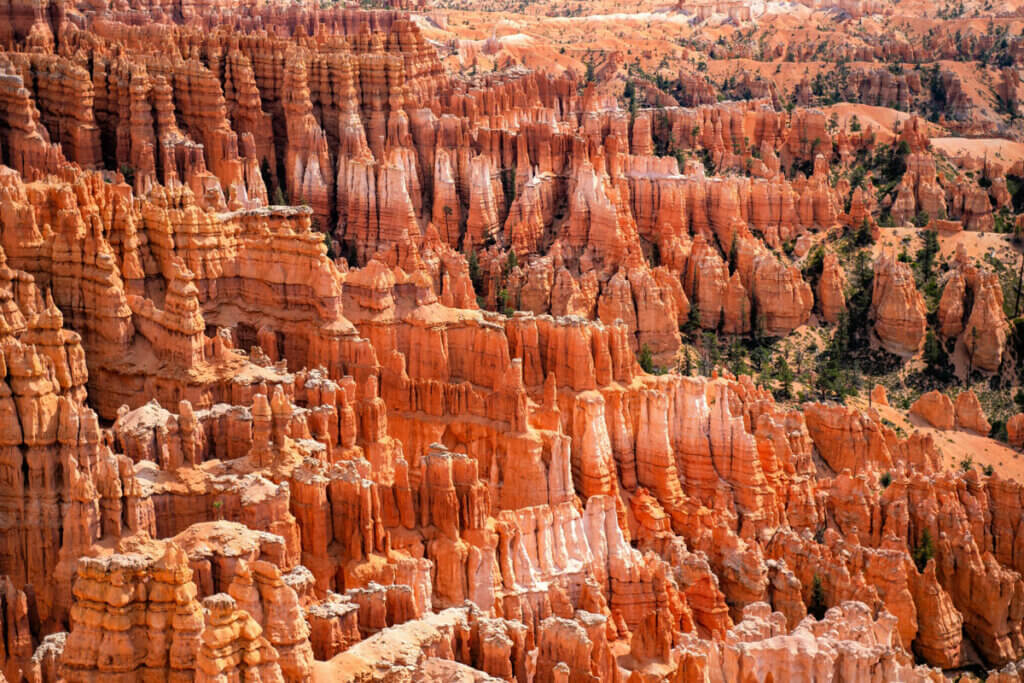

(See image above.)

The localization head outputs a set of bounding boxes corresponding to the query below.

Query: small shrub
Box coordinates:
[682,304,701,337]
[120,164,136,186]
[322,231,335,259]
[468,251,482,291]
[913,529,935,571]
[880,472,892,488]
[808,574,828,619]
[504,249,518,276]
[990,419,1009,443]
[854,219,874,247]
[638,343,655,373]
[802,246,826,290]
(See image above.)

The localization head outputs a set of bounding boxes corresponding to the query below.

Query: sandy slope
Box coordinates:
[932,137,1024,168]
[865,399,1024,481]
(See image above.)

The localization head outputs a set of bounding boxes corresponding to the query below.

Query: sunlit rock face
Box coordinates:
[0,1,1020,680]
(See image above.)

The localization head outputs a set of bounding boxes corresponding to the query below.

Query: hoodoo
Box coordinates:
[0,0,1022,680]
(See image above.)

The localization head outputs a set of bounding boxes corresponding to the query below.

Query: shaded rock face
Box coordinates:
[936,262,1009,374]
[1009,414,1024,449]
[816,252,847,323]
[196,593,285,683]
[910,391,954,431]
[0,3,1021,683]
[955,390,991,435]
[61,545,205,681]
[0,10,858,371]
[962,273,1009,373]
[871,252,926,356]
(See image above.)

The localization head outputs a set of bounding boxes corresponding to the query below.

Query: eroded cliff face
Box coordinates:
[1,3,869,366]
[0,2,1020,682]
[0,207,1018,679]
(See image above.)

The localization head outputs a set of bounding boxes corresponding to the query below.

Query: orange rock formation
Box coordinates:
[0,2,1020,681]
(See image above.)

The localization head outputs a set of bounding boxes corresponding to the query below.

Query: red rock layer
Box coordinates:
[0,5,1020,682]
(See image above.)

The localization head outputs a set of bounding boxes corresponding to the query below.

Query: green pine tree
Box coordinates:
[809,574,828,620]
